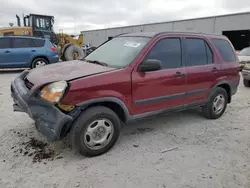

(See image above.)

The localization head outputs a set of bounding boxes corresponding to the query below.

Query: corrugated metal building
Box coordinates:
[81,12,250,50]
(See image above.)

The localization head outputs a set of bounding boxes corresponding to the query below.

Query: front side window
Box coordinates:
[84,36,150,67]
[145,38,182,69]
[0,38,11,49]
[185,38,213,66]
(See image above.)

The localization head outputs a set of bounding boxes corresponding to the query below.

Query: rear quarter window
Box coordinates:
[213,39,236,62]
[32,39,45,47]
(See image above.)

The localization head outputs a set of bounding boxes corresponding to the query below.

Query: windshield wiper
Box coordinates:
[83,59,108,67]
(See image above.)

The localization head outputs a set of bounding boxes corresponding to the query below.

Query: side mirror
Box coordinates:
[138,59,162,72]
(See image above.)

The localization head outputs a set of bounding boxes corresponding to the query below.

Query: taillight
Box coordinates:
[50,46,57,52]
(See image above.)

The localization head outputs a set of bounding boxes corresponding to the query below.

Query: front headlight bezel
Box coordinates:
[39,81,69,103]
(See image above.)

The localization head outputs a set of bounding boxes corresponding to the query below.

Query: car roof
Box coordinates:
[120,31,227,39]
[0,36,46,40]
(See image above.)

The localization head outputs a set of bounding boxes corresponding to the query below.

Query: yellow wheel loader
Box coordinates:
[0,14,84,60]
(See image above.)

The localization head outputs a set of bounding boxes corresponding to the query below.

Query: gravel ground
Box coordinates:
[0,71,250,188]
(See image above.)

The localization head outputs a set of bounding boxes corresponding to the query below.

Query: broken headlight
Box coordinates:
[40,81,68,103]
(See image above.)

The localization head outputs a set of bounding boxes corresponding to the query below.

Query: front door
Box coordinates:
[131,37,187,115]
[0,38,12,66]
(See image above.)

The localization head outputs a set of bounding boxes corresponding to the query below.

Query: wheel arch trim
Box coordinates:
[76,97,131,122]
[209,80,235,103]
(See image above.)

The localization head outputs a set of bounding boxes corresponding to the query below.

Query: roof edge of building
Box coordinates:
[81,11,250,33]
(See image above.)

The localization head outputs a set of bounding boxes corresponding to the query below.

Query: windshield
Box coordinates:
[239,47,250,56]
[84,36,150,67]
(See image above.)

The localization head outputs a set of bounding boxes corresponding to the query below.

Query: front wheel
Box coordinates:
[69,106,121,157]
[202,87,228,119]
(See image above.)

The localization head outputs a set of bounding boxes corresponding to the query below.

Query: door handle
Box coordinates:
[31,50,36,52]
[5,50,10,53]
[173,72,185,77]
[212,67,218,72]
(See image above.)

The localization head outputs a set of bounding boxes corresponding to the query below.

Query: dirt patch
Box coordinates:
[11,134,62,163]
[129,128,154,135]
[24,137,56,163]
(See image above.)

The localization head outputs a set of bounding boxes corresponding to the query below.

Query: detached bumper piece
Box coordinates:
[11,70,73,141]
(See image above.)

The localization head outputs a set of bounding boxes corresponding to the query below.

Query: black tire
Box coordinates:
[64,45,84,61]
[202,87,228,119]
[69,106,121,157]
[60,54,66,61]
[31,58,48,69]
[243,79,250,87]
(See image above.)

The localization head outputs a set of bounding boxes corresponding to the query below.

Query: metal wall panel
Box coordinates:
[173,20,195,32]
[106,28,122,37]
[143,23,173,32]
[81,12,250,46]
[173,19,214,33]
[132,26,144,32]
[95,30,107,46]
[82,32,92,45]
[191,18,215,34]
[214,13,250,34]
[90,30,104,46]
[121,27,133,34]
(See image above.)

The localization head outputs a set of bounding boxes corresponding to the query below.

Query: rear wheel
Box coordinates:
[243,79,250,87]
[202,87,228,119]
[69,106,121,157]
[31,58,48,68]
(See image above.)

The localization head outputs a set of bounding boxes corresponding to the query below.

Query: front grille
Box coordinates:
[24,77,34,90]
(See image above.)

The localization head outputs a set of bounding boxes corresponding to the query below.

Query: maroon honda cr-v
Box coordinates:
[11,32,240,157]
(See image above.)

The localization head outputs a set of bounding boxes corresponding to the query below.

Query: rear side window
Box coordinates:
[213,39,236,62]
[145,38,182,69]
[12,38,45,48]
[13,38,32,48]
[185,38,213,66]
[0,38,11,49]
[32,39,45,47]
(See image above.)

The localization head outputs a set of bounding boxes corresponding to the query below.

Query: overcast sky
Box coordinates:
[1,0,250,34]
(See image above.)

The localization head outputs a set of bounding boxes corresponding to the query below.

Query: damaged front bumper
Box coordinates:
[11,70,75,141]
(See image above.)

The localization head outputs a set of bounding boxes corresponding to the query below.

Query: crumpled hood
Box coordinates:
[26,60,116,86]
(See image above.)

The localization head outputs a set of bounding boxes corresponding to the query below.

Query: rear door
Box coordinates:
[131,37,188,115]
[0,38,12,66]
[10,38,35,67]
[184,37,220,103]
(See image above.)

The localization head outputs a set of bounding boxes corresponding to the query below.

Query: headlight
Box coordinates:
[40,81,68,103]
